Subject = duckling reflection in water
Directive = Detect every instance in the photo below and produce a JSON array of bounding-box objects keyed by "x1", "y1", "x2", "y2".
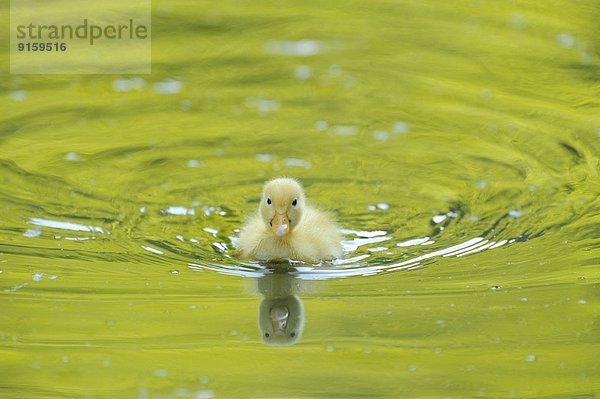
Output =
[
  {"x1": 256, "y1": 268, "x2": 305, "y2": 346},
  {"x1": 236, "y1": 178, "x2": 342, "y2": 263}
]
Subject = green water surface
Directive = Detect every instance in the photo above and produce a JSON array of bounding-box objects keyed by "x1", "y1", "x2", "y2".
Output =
[{"x1": 1, "y1": 1, "x2": 599, "y2": 398}]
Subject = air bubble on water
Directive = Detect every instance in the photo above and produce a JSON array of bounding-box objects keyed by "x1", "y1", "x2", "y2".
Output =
[
  {"x1": 187, "y1": 160, "x2": 201, "y2": 168},
  {"x1": 469, "y1": 216, "x2": 479, "y2": 222},
  {"x1": 556, "y1": 32, "x2": 574, "y2": 48},
  {"x1": 315, "y1": 120, "x2": 329, "y2": 131},
  {"x1": 525, "y1": 354, "x2": 536, "y2": 362},
  {"x1": 393, "y1": 121, "x2": 409, "y2": 134},
  {"x1": 520, "y1": 297, "x2": 528, "y2": 302},
  {"x1": 508, "y1": 210, "x2": 522, "y2": 218},
  {"x1": 256, "y1": 154, "x2": 272, "y2": 162},
  {"x1": 376, "y1": 202, "x2": 390, "y2": 210},
  {"x1": 372, "y1": 130, "x2": 389, "y2": 142},
  {"x1": 284, "y1": 158, "x2": 312, "y2": 168},
  {"x1": 264, "y1": 39, "x2": 322, "y2": 57},
  {"x1": 153, "y1": 79, "x2": 183, "y2": 95},
  {"x1": 170, "y1": 270, "x2": 179, "y2": 274},
  {"x1": 32, "y1": 272, "x2": 44, "y2": 281},
  {"x1": 64, "y1": 152, "x2": 80, "y2": 161},
  {"x1": 9, "y1": 90, "x2": 26, "y2": 101},
  {"x1": 139, "y1": 207, "x2": 146, "y2": 214},
  {"x1": 295, "y1": 65, "x2": 312, "y2": 80},
  {"x1": 368, "y1": 246, "x2": 387, "y2": 252},
  {"x1": 367, "y1": 204, "x2": 377, "y2": 211},
  {"x1": 23, "y1": 228, "x2": 42, "y2": 238},
  {"x1": 577, "y1": 299, "x2": 587, "y2": 305},
  {"x1": 176, "y1": 235, "x2": 185, "y2": 242},
  {"x1": 195, "y1": 390, "x2": 215, "y2": 399}
]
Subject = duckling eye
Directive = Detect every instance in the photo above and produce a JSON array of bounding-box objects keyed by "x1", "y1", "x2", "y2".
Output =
[
  {"x1": 264, "y1": 332, "x2": 270, "y2": 338},
  {"x1": 267, "y1": 198, "x2": 272, "y2": 205},
  {"x1": 292, "y1": 199, "x2": 297, "y2": 206},
  {"x1": 290, "y1": 332, "x2": 296, "y2": 338}
]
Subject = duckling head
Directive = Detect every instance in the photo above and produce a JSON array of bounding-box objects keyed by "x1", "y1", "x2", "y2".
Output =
[{"x1": 260, "y1": 178, "x2": 305, "y2": 238}]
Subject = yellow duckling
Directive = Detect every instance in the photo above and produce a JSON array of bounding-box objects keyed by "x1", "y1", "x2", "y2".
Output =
[{"x1": 236, "y1": 177, "x2": 342, "y2": 263}]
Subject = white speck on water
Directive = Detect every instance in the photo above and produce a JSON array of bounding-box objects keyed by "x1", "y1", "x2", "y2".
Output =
[
  {"x1": 520, "y1": 297, "x2": 528, "y2": 302},
  {"x1": 32, "y1": 272, "x2": 44, "y2": 282},
  {"x1": 525, "y1": 354, "x2": 536, "y2": 362},
  {"x1": 315, "y1": 120, "x2": 329, "y2": 131},
  {"x1": 29, "y1": 218, "x2": 105, "y2": 234},
  {"x1": 393, "y1": 121, "x2": 409, "y2": 134},
  {"x1": 139, "y1": 207, "x2": 146, "y2": 214},
  {"x1": 577, "y1": 299, "x2": 587, "y2": 305},
  {"x1": 203, "y1": 227, "x2": 218, "y2": 237},
  {"x1": 256, "y1": 153, "x2": 272, "y2": 162},
  {"x1": 447, "y1": 211, "x2": 458, "y2": 218},
  {"x1": 469, "y1": 216, "x2": 479, "y2": 222},
  {"x1": 170, "y1": 270, "x2": 179, "y2": 274},
  {"x1": 340, "y1": 229, "x2": 387, "y2": 238},
  {"x1": 112, "y1": 77, "x2": 145, "y2": 92},
  {"x1": 372, "y1": 130, "x2": 389, "y2": 142},
  {"x1": 432, "y1": 214, "x2": 447, "y2": 224},
  {"x1": 556, "y1": 32, "x2": 575, "y2": 48},
  {"x1": 187, "y1": 159, "x2": 201, "y2": 168},
  {"x1": 62, "y1": 355, "x2": 70, "y2": 363},
  {"x1": 153, "y1": 79, "x2": 182, "y2": 95},
  {"x1": 212, "y1": 242, "x2": 228, "y2": 252},
  {"x1": 9, "y1": 90, "x2": 27, "y2": 101},
  {"x1": 326, "y1": 345, "x2": 334, "y2": 352},
  {"x1": 162, "y1": 206, "x2": 195, "y2": 216},
  {"x1": 376, "y1": 202, "x2": 390, "y2": 210},
  {"x1": 528, "y1": 185, "x2": 537, "y2": 192},
  {"x1": 368, "y1": 246, "x2": 388, "y2": 252},
  {"x1": 509, "y1": 13, "x2": 527, "y2": 30},
  {"x1": 331, "y1": 124, "x2": 359, "y2": 136},
  {"x1": 367, "y1": 204, "x2": 377, "y2": 211},
  {"x1": 154, "y1": 369, "x2": 168, "y2": 377},
  {"x1": 284, "y1": 158, "x2": 312, "y2": 168},
  {"x1": 408, "y1": 364, "x2": 417, "y2": 372},
  {"x1": 176, "y1": 235, "x2": 185, "y2": 242},
  {"x1": 508, "y1": 210, "x2": 522, "y2": 218},
  {"x1": 4, "y1": 283, "x2": 28, "y2": 293},
  {"x1": 475, "y1": 179, "x2": 488, "y2": 189},
  {"x1": 264, "y1": 39, "x2": 322, "y2": 57},
  {"x1": 64, "y1": 152, "x2": 80, "y2": 161},
  {"x1": 190, "y1": 238, "x2": 199, "y2": 244},
  {"x1": 141, "y1": 246, "x2": 164, "y2": 255},
  {"x1": 230, "y1": 330, "x2": 238, "y2": 336},
  {"x1": 215, "y1": 285, "x2": 222, "y2": 289},
  {"x1": 386, "y1": 310, "x2": 393, "y2": 315},
  {"x1": 23, "y1": 228, "x2": 42, "y2": 238},
  {"x1": 295, "y1": 65, "x2": 312, "y2": 80},
  {"x1": 434, "y1": 347, "x2": 442, "y2": 354},
  {"x1": 397, "y1": 237, "x2": 430, "y2": 247},
  {"x1": 194, "y1": 390, "x2": 215, "y2": 399}
]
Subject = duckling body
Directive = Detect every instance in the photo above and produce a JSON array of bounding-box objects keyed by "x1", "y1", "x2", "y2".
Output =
[{"x1": 236, "y1": 178, "x2": 342, "y2": 263}]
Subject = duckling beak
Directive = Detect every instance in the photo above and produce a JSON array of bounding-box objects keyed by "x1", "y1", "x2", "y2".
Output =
[
  {"x1": 271, "y1": 212, "x2": 290, "y2": 237},
  {"x1": 270, "y1": 305, "x2": 289, "y2": 332}
]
